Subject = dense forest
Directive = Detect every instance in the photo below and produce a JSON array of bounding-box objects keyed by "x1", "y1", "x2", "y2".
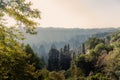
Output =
[
  {"x1": 22, "y1": 27, "x2": 119, "y2": 63},
  {"x1": 0, "y1": 0, "x2": 120, "y2": 80},
  {"x1": 1, "y1": 27, "x2": 120, "y2": 80},
  {"x1": 34, "y1": 30, "x2": 120, "y2": 80},
  {"x1": 23, "y1": 27, "x2": 118, "y2": 52}
]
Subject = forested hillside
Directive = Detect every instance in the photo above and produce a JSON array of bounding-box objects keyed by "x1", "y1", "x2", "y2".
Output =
[
  {"x1": 22, "y1": 27, "x2": 119, "y2": 59},
  {"x1": 0, "y1": 0, "x2": 120, "y2": 80},
  {"x1": 35, "y1": 30, "x2": 120, "y2": 80}
]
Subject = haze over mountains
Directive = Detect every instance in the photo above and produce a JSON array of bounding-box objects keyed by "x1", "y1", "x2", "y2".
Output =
[{"x1": 22, "y1": 27, "x2": 120, "y2": 57}]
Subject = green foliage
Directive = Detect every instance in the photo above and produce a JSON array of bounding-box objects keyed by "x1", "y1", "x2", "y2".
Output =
[
  {"x1": 110, "y1": 31, "x2": 120, "y2": 48},
  {"x1": 48, "y1": 71, "x2": 65, "y2": 80},
  {"x1": 94, "y1": 43, "x2": 106, "y2": 54},
  {"x1": 0, "y1": 0, "x2": 42, "y2": 79},
  {"x1": 37, "y1": 69, "x2": 49, "y2": 80},
  {"x1": 88, "y1": 73, "x2": 108, "y2": 80},
  {"x1": 86, "y1": 37, "x2": 105, "y2": 50},
  {"x1": 76, "y1": 54, "x2": 94, "y2": 76},
  {"x1": 25, "y1": 44, "x2": 35, "y2": 54},
  {"x1": 48, "y1": 48, "x2": 59, "y2": 71},
  {"x1": 94, "y1": 43, "x2": 113, "y2": 54},
  {"x1": 48, "y1": 44, "x2": 72, "y2": 71},
  {"x1": 65, "y1": 61, "x2": 84, "y2": 80},
  {"x1": 89, "y1": 43, "x2": 113, "y2": 62},
  {"x1": 0, "y1": 0, "x2": 40, "y2": 33},
  {"x1": 111, "y1": 31, "x2": 120, "y2": 43},
  {"x1": 0, "y1": 1, "x2": 120, "y2": 79},
  {"x1": 0, "y1": 42, "x2": 41, "y2": 79},
  {"x1": 87, "y1": 32, "x2": 120, "y2": 80},
  {"x1": 104, "y1": 49, "x2": 120, "y2": 80},
  {"x1": 59, "y1": 45, "x2": 72, "y2": 70},
  {"x1": 25, "y1": 44, "x2": 42, "y2": 69}
]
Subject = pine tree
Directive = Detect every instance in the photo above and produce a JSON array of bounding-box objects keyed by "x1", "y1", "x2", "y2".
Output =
[
  {"x1": 48, "y1": 45, "x2": 59, "y2": 71},
  {"x1": 59, "y1": 44, "x2": 72, "y2": 70}
]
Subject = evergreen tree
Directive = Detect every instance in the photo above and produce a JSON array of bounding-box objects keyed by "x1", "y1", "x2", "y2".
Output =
[
  {"x1": 48, "y1": 45, "x2": 59, "y2": 71},
  {"x1": 59, "y1": 44, "x2": 72, "y2": 70},
  {"x1": 64, "y1": 45, "x2": 68, "y2": 52},
  {"x1": 25, "y1": 44, "x2": 42, "y2": 69},
  {"x1": 81, "y1": 43, "x2": 85, "y2": 54}
]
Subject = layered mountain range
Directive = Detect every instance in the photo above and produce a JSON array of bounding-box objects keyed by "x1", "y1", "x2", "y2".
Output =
[{"x1": 22, "y1": 27, "x2": 120, "y2": 57}]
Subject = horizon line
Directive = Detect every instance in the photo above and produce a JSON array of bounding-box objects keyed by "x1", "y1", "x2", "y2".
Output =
[{"x1": 37, "y1": 26, "x2": 120, "y2": 29}]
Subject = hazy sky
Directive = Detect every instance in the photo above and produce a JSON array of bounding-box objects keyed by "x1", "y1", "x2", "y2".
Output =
[{"x1": 30, "y1": 0, "x2": 120, "y2": 28}]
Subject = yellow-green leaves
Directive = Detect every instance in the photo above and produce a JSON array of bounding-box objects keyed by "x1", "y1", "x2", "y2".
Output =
[{"x1": 0, "y1": 0, "x2": 40, "y2": 34}]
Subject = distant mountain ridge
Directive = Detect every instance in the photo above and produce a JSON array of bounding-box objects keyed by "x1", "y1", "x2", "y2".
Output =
[
  {"x1": 22, "y1": 27, "x2": 120, "y2": 57},
  {"x1": 23, "y1": 27, "x2": 119, "y2": 44}
]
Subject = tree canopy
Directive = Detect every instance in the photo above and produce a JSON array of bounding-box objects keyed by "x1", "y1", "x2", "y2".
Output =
[
  {"x1": 0, "y1": 0, "x2": 40, "y2": 33},
  {"x1": 0, "y1": 0, "x2": 42, "y2": 79}
]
